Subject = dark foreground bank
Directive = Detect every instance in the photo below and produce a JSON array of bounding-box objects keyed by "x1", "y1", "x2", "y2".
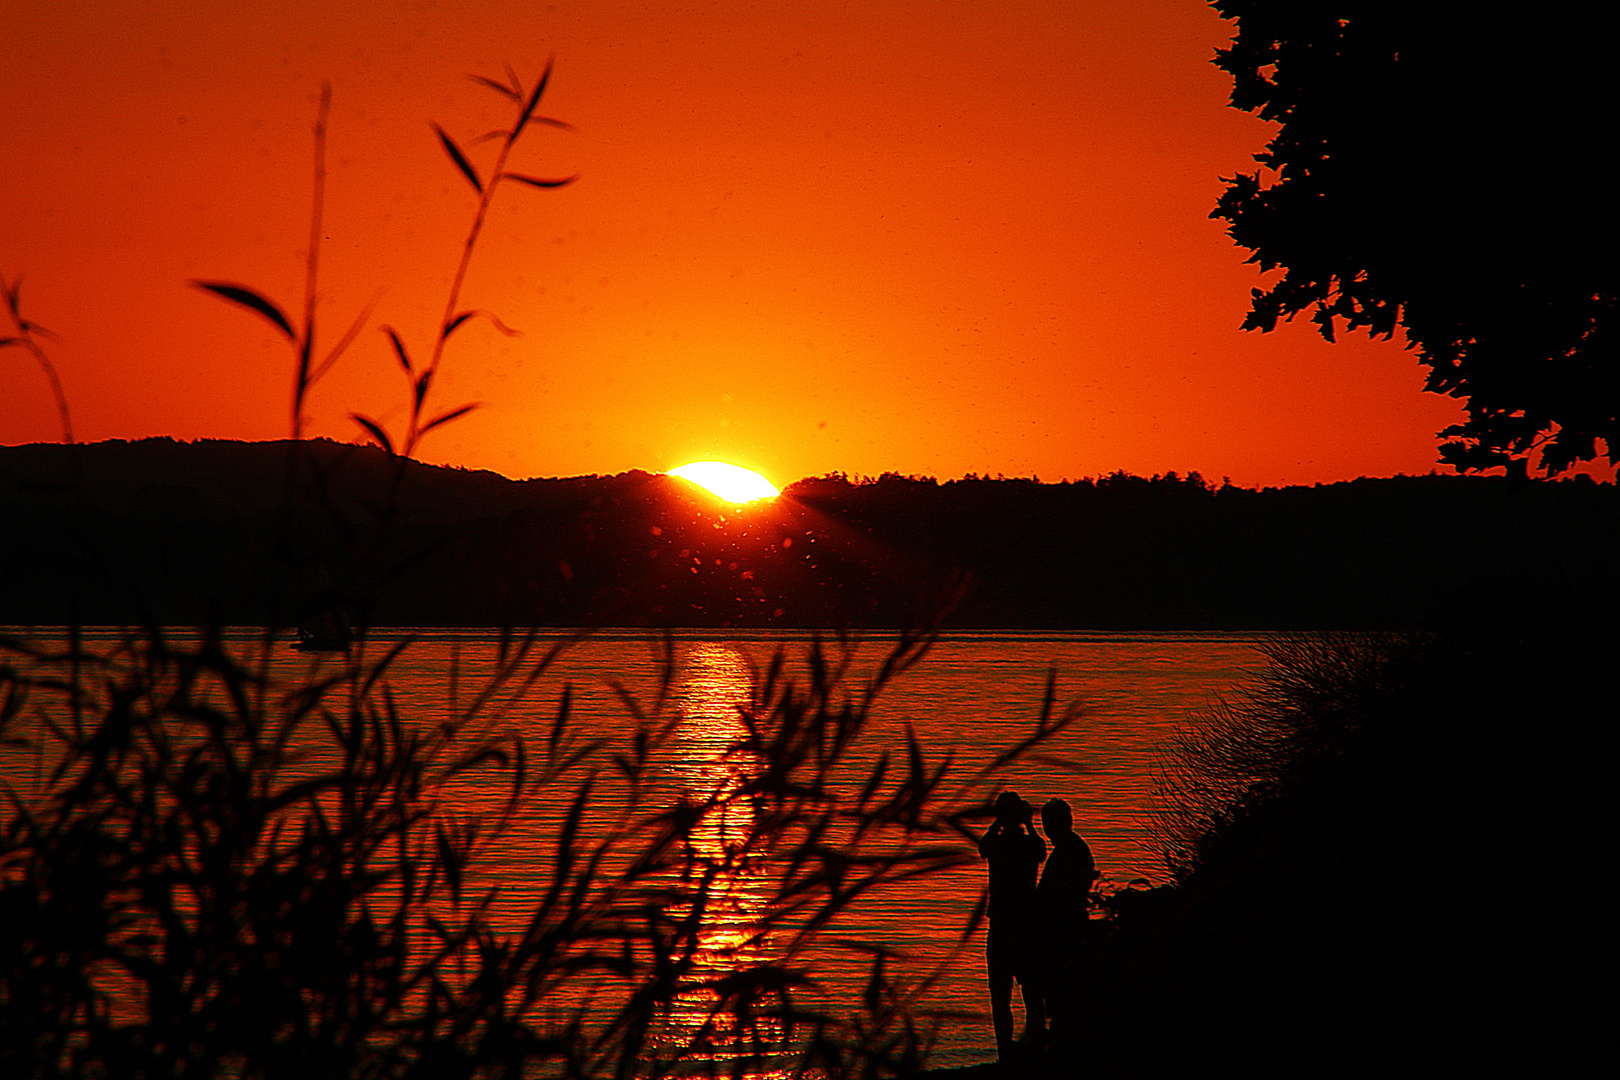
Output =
[{"x1": 935, "y1": 602, "x2": 1611, "y2": 1077}]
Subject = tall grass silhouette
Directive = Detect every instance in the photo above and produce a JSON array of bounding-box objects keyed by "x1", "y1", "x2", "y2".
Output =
[
  {"x1": 191, "y1": 63, "x2": 576, "y2": 456},
  {"x1": 1151, "y1": 631, "x2": 1420, "y2": 877},
  {"x1": 1, "y1": 622, "x2": 1076, "y2": 1078},
  {"x1": 1, "y1": 63, "x2": 1082, "y2": 1079},
  {"x1": 2, "y1": 274, "x2": 75, "y2": 445}
]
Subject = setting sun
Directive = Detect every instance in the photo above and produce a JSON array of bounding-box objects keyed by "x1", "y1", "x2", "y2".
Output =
[{"x1": 668, "y1": 461, "x2": 780, "y2": 504}]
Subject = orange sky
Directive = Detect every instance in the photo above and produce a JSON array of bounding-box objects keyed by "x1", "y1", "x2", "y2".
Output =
[{"x1": 2, "y1": 0, "x2": 1470, "y2": 489}]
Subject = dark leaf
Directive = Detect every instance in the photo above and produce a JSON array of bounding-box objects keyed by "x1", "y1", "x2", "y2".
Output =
[
  {"x1": 609, "y1": 680, "x2": 645, "y2": 723},
  {"x1": 383, "y1": 325, "x2": 412, "y2": 373},
  {"x1": 857, "y1": 753, "x2": 891, "y2": 809},
  {"x1": 484, "y1": 311, "x2": 519, "y2": 336},
  {"x1": 514, "y1": 57, "x2": 554, "y2": 139},
  {"x1": 443, "y1": 309, "x2": 520, "y2": 340},
  {"x1": 548, "y1": 686, "x2": 572, "y2": 761},
  {"x1": 18, "y1": 319, "x2": 60, "y2": 342},
  {"x1": 432, "y1": 123, "x2": 483, "y2": 194},
  {"x1": 504, "y1": 172, "x2": 578, "y2": 190},
  {"x1": 467, "y1": 73, "x2": 521, "y2": 102},
  {"x1": 192, "y1": 281, "x2": 297, "y2": 342},
  {"x1": 350, "y1": 413, "x2": 394, "y2": 454},
  {"x1": 552, "y1": 778, "x2": 594, "y2": 891},
  {"x1": 436, "y1": 823, "x2": 464, "y2": 904},
  {"x1": 419, "y1": 403, "x2": 479, "y2": 437}
]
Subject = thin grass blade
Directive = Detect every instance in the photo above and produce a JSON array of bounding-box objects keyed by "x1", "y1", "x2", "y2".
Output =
[{"x1": 310, "y1": 295, "x2": 377, "y2": 385}]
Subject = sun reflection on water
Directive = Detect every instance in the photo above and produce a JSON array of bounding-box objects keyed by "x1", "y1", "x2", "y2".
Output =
[{"x1": 655, "y1": 642, "x2": 792, "y2": 1076}]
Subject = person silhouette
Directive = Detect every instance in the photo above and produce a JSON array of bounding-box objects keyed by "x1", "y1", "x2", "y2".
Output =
[
  {"x1": 1036, "y1": 797, "x2": 1095, "y2": 1066},
  {"x1": 979, "y1": 790, "x2": 1047, "y2": 1061}
]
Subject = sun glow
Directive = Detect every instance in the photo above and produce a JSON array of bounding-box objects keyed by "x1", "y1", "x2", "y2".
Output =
[{"x1": 668, "y1": 461, "x2": 781, "y2": 504}]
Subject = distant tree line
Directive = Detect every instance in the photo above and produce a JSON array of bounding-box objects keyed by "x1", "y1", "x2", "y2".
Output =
[{"x1": 2, "y1": 438, "x2": 1615, "y2": 630}]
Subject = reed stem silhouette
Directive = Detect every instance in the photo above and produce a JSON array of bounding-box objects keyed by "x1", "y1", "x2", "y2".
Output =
[
  {"x1": 1, "y1": 62, "x2": 1084, "y2": 1079},
  {"x1": 1, "y1": 274, "x2": 75, "y2": 445},
  {"x1": 1, "y1": 621, "x2": 1078, "y2": 1078}
]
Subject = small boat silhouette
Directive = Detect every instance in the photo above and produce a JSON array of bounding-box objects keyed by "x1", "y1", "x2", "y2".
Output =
[{"x1": 290, "y1": 611, "x2": 355, "y2": 652}]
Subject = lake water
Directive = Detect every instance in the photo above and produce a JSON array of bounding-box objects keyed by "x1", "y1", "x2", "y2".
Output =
[{"x1": 3, "y1": 627, "x2": 1266, "y2": 1071}]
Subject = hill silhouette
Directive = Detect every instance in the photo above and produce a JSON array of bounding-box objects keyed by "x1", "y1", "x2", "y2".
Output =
[{"x1": 3, "y1": 438, "x2": 1615, "y2": 629}]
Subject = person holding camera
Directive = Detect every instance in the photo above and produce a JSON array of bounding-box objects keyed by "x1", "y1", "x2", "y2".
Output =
[{"x1": 978, "y1": 790, "x2": 1047, "y2": 1060}]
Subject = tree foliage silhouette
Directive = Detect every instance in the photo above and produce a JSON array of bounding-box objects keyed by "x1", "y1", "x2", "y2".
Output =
[{"x1": 1210, "y1": 2, "x2": 1619, "y2": 474}]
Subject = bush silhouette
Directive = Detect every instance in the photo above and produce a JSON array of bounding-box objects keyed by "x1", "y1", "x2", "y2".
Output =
[{"x1": 1087, "y1": 610, "x2": 1612, "y2": 1075}]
